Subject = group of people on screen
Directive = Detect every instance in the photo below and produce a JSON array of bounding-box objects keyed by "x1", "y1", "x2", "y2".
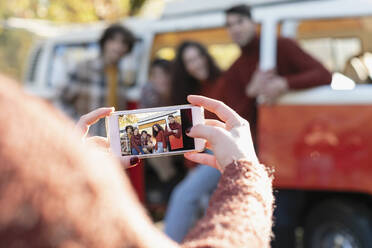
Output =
[{"x1": 121, "y1": 114, "x2": 183, "y2": 155}]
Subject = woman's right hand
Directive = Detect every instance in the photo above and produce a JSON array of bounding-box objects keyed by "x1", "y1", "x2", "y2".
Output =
[{"x1": 184, "y1": 95, "x2": 259, "y2": 172}]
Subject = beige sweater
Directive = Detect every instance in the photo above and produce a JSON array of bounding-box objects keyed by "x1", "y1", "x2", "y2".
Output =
[{"x1": 0, "y1": 75, "x2": 273, "y2": 248}]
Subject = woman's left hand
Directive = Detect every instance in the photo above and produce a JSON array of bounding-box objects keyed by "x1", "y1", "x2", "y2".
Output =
[
  {"x1": 75, "y1": 107, "x2": 113, "y2": 148},
  {"x1": 76, "y1": 107, "x2": 140, "y2": 168}
]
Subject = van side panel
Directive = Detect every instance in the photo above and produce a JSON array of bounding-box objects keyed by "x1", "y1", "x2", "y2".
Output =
[{"x1": 259, "y1": 105, "x2": 372, "y2": 195}]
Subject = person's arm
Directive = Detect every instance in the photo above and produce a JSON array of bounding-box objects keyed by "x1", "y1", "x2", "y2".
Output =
[
  {"x1": 279, "y1": 38, "x2": 332, "y2": 89},
  {"x1": 173, "y1": 123, "x2": 182, "y2": 139},
  {"x1": 161, "y1": 131, "x2": 167, "y2": 146},
  {"x1": 180, "y1": 95, "x2": 273, "y2": 248},
  {"x1": 182, "y1": 160, "x2": 273, "y2": 248},
  {"x1": 164, "y1": 126, "x2": 171, "y2": 137}
]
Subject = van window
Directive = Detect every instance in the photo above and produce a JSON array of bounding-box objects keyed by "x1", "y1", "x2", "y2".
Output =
[
  {"x1": 48, "y1": 40, "x2": 143, "y2": 88},
  {"x1": 297, "y1": 17, "x2": 372, "y2": 83},
  {"x1": 151, "y1": 28, "x2": 240, "y2": 70},
  {"x1": 299, "y1": 37, "x2": 361, "y2": 72},
  {"x1": 48, "y1": 42, "x2": 99, "y2": 88}
]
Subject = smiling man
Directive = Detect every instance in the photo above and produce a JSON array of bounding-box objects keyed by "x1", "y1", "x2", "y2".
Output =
[{"x1": 212, "y1": 4, "x2": 332, "y2": 136}]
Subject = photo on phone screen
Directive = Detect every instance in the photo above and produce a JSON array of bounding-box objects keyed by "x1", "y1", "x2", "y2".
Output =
[{"x1": 118, "y1": 109, "x2": 195, "y2": 156}]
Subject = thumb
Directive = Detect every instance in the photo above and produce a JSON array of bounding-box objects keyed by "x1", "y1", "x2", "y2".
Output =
[
  {"x1": 76, "y1": 107, "x2": 114, "y2": 137},
  {"x1": 187, "y1": 124, "x2": 225, "y2": 145}
]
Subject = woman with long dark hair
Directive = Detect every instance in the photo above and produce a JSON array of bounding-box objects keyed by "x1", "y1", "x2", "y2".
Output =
[
  {"x1": 152, "y1": 124, "x2": 166, "y2": 153},
  {"x1": 170, "y1": 41, "x2": 221, "y2": 105},
  {"x1": 165, "y1": 41, "x2": 223, "y2": 242}
]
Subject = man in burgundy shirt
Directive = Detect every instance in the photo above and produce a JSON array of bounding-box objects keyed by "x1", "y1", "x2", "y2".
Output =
[
  {"x1": 210, "y1": 4, "x2": 332, "y2": 248},
  {"x1": 212, "y1": 5, "x2": 332, "y2": 135}
]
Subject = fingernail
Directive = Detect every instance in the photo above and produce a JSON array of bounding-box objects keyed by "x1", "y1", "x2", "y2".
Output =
[
  {"x1": 186, "y1": 127, "x2": 191, "y2": 134},
  {"x1": 130, "y1": 156, "x2": 140, "y2": 165}
]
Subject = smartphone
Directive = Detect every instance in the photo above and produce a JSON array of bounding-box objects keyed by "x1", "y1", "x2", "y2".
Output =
[{"x1": 106, "y1": 104, "x2": 205, "y2": 158}]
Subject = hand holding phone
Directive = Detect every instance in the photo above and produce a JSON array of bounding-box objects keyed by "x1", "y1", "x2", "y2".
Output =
[
  {"x1": 106, "y1": 104, "x2": 205, "y2": 159},
  {"x1": 75, "y1": 107, "x2": 114, "y2": 146},
  {"x1": 75, "y1": 107, "x2": 141, "y2": 168},
  {"x1": 184, "y1": 95, "x2": 259, "y2": 172},
  {"x1": 77, "y1": 95, "x2": 258, "y2": 171}
]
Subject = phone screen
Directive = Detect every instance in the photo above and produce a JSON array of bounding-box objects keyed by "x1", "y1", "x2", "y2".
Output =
[{"x1": 118, "y1": 108, "x2": 195, "y2": 156}]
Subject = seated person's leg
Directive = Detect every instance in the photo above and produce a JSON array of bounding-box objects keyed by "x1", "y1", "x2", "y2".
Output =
[
  {"x1": 164, "y1": 163, "x2": 221, "y2": 243},
  {"x1": 132, "y1": 148, "x2": 139, "y2": 155},
  {"x1": 157, "y1": 142, "x2": 164, "y2": 153}
]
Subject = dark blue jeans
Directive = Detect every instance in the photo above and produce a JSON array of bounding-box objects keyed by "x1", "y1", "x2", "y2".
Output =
[
  {"x1": 164, "y1": 150, "x2": 220, "y2": 243},
  {"x1": 132, "y1": 146, "x2": 144, "y2": 155}
]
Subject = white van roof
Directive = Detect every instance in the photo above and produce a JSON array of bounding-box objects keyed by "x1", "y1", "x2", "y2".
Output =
[
  {"x1": 152, "y1": 0, "x2": 303, "y2": 34},
  {"x1": 162, "y1": 0, "x2": 295, "y2": 19},
  {"x1": 31, "y1": 17, "x2": 150, "y2": 45},
  {"x1": 253, "y1": 0, "x2": 372, "y2": 21}
]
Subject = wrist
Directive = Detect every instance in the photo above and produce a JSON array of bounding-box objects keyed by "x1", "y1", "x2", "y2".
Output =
[
  {"x1": 226, "y1": 159, "x2": 268, "y2": 177},
  {"x1": 220, "y1": 152, "x2": 250, "y2": 172}
]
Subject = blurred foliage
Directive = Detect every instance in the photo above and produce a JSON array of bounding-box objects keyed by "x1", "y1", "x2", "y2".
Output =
[
  {"x1": 0, "y1": 0, "x2": 149, "y2": 81},
  {"x1": 0, "y1": 28, "x2": 35, "y2": 81},
  {"x1": 0, "y1": 0, "x2": 148, "y2": 22},
  {"x1": 119, "y1": 114, "x2": 139, "y2": 128}
]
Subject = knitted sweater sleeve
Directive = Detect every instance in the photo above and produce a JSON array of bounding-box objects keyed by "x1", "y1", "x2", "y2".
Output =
[{"x1": 181, "y1": 160, "x2": 274, "y2": 248}]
